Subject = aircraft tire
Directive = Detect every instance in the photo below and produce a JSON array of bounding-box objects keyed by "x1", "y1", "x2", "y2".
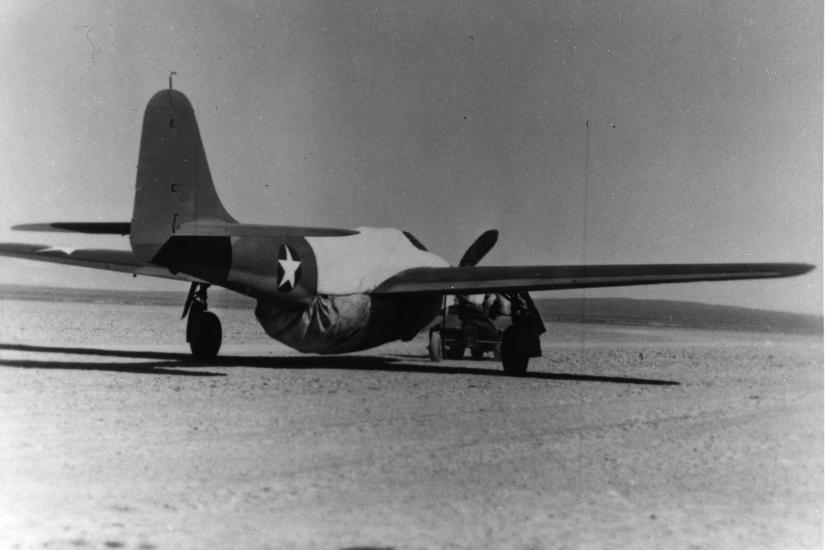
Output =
[
  {"x1": 501, "y1": 326, "x2": 528, "y2": 375},
  {"x1": 428, "y1": 330, "x2": 443, "y2": 362},
  {"x1": 189, "y1": 311, "x2": 222, "y2": 359},
  {"x1": 471, "y1": 346, "x2": 484, "y2": 360}
]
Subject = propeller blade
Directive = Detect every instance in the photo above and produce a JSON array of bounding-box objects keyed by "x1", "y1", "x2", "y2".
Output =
[{"x1": 458, "y1": 229, "x2": 499, "y2": 267}]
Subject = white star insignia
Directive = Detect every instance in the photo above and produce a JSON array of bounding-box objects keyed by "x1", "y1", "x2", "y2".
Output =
[{"x1": 278, "y1": 246, "x2": 301, "y2": 290}]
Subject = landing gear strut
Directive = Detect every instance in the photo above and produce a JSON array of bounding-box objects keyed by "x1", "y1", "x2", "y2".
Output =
[{"x1": 183, "y1": 283, "x2": 222, "y2": 359}]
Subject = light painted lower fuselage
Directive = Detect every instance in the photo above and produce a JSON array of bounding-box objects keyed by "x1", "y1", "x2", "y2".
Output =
[
  {"x1": 254, "y1": 227, "x2": 448, "y2": 353},
  {"x1": 255, "y1": 292, "x2": 443, "y2": 354}
]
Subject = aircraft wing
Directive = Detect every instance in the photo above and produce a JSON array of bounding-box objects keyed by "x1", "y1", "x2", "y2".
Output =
[
  {"x1": 0, "y1": 243, "x2": 204, "y2": 282},
  {"x1": 13, "y1": 222, "x2": 132, "y2": 235},
  {"x1": 12, "y1": 221, "x2": 358, "y2": 238},
  {"x1": 370, "y1": 262, "x2": 815, "y2": 295}
]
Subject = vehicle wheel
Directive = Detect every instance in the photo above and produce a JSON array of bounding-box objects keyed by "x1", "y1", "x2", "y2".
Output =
[
  {"x1": 446, "y1": 344, "x2": 465, "y2": 359},
  {"x1": 471, "y1": 346, "x2": 484, "y2": 360},
  {"x1": 188, "y1": 311, "x2": 222, "y2": 359},
  {"x1": 428, "y1": 330, "x2": 443, "y2": 362},
  {"x1": 501, "y1": 326, "x2": 528, "y2": 375}
]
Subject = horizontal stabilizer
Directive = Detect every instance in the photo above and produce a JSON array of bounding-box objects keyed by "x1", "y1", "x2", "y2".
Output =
[
  {"x1": 0, "y1": 242, "x2": 203, "y2": 282},
  {"x1": 13, "y1": 222, "x2": 131, "y2": 235},
  {"x1": 173, "y1": 222, "x2": 358, "y2": 237},
  {"x1": 371, "y1": 262, "x2": 816, "y2": 295},
  {"x1": 11, "y1": 222, "x2": 358, "y2": 238}
]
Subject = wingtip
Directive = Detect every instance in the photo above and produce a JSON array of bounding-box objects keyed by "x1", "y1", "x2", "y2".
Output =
[
  {"x1": 11, "y1": 223, "x2": 53, "y2": 232},
  {"x1": 798, "y1": 263, "x2": 816, "y2": 275},
  {"x1": 11, "y1": 222, "x2": 131, "y2": 235},
  {"x1": 775, "y1": 263, "x2": 816, "y2": 277}
]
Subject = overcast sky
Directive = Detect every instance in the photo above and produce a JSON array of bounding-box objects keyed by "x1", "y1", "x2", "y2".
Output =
[{"x1": 0, "y1": 1, "x2": 821, "y2": 313}]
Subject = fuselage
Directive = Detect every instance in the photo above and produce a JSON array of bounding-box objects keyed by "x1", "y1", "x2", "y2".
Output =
[{"x1": 154, "y1": 226, "x2": 449, "y2": 353}]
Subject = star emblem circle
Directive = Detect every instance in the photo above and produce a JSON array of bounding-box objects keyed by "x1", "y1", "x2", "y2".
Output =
[{"x1": 277, "y1": 243, "x2": 302, "y2": 292}]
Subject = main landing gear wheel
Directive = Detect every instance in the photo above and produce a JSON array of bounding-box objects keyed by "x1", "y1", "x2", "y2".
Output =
[
  {"x1": 499, "y1": 290, "x2": 546, "y2": 376},
  {"x1": 500, "y1": 325, "x2": 529, "y2": 376},
  {"x1": 184, "y1": 283, "x2": 222, "y2": 360},
  {"x1": 188, "y1": 310, "x2": 222, "y2": 359}
]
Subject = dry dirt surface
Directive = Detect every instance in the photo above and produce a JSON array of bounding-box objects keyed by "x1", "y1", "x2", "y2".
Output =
[{"x1": 0, "y1": 299, "x2": 821, "y2": 549}]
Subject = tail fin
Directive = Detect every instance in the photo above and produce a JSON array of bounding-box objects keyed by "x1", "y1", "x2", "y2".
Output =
[{"x1": 130, "y1": 89, "x2": 236, "y2": 262}]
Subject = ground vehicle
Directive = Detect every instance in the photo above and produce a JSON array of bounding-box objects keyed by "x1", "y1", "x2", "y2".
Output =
[
  {"x1": 428, "y1": 292, "x2": 547, "y2": 375},
  {"x1": 428, "y1": 296, "x2": 509, "y2": 361}
]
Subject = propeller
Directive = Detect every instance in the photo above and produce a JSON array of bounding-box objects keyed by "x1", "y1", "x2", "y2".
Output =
[
  {"x1": 458, "y1": 230, "x2": 546, "y2": 336},
  {"x1": 458, "y1": 229, "x2": 499, "y2": 267},
  {"x1": 455, "y1": 229, "x2": 499, "y2": 314}
]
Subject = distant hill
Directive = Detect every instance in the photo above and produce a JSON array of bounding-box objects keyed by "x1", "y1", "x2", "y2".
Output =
[
  {"x1": 0, "y1": 284, "x2": 820, "y2": 335},
  {"x1": 0, "y1": 284, "x2": 255, "y2": 309},
  {"x1": 533, "y1": 297, "x2": 822, "y2": 335}
]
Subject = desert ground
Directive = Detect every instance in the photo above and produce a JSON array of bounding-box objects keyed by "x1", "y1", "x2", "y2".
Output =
[{"x1": 0, "y1": 298, "x2": 821, "y2": 549}]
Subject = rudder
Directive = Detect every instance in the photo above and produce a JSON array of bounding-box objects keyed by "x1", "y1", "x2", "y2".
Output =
[{"x1": 130, "y1": 89, "x2": 236, "y2": 262}]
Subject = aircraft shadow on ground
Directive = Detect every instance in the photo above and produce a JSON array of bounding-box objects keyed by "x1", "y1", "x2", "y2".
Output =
[
  {"x1": 0, "y1": 342, "x2": 679, "y2": 385},
  {"x1": 0, "y1": 342, "x2": 223, "y2": 377}
]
